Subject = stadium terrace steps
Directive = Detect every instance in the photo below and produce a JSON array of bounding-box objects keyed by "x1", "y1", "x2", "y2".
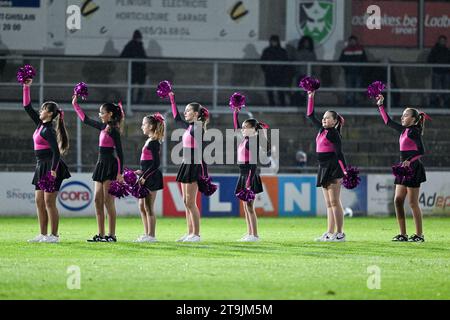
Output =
[{"x1": 0, "y1": 111, "x2": 448, "y2": 170}]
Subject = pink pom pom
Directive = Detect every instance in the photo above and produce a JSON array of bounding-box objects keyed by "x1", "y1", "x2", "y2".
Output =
[
  {"x1": 17, "y1": 65, "x2": 36, "y2": 84},
  {"x1": 198, "y1": 176, "x2": 217, "y2": 196},
  {"x1": 108, "y1": 180, "x2": 130, "y2": 199},
  {"x1": 367, "y1": 81, "x2": 386, "y2": 99},
  {"x1": 229, "y1": 92, "x2": 246, "y2": 112},
  {"x1": 74, "y1": 82, "x2": 88, "y2": 100},
  {"x1": 342, "y1": 166, "x2": 361, "y2": 190},
  {"x1": 130, "y1": 184, "x2": 150, "y2": 199},
  {"x1": 37, "y1": 172, "x2": 57, "y2": 193},
  {"x1": 299, "y1": 76, "x2": 320, "y2": 92},
  {"x1": 157, "y1": 80, "x2": 172, "y2": 98},
  {"x1": 123, "y1": 168, "x2": 137, "y2": 186},
  {"x1": 392, "y1": 163, "x2": 414, "y2": 184},
  {"x1": 236, "y1": 188, "x2": 256, "y2": 202}
]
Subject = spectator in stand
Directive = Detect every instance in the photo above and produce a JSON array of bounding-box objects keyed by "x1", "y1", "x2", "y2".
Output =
[
  {"x1": 427, "y1": 35, "x2": 450, "y2": 108},
  {"x1": 261, "y1": 35, "x2": 290, "y2": 106},
  {"x1": 120, "y1": 30, "x2": 147, "y2": 104},
  {"x1": 339, "y1": 35, "x2": 367, "y2": 106},
  {"x1": 291, "y1": 36, "x2": 317, "y2": 106}
]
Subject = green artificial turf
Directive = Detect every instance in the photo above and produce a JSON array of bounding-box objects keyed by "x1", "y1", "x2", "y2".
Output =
[{"x1": 0, "y1": 216, "x2": 449, "y2": 300}]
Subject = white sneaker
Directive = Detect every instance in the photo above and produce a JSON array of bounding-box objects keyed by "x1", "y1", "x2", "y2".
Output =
[
  {"x1": 237, "y1": 234, "x2": 250, "y2": 242},
  {"x1": 315, "y1": 232, "x2": 333, "y2": 242},
  {"x1": 144, "y1": 236, "x2": 158, "y2": 243},
  {"x1": 27, "y1": 234, "x2": 47, "y2": 243},
  {"x1": 133, "y1": 235, "x2": 147, "y2": 243},
  {"x1": 183, "y1": 235, "x2": 201, "y2": 242},
  {"x1": 330, "y1": 232, "x2": 346, "y2": 242},
  {"x1": 242, "y1": 235, "x2": 259, "y2": 242},
  {"x1": 40, "y1": 235, "x2": 59, "y2": 243},
  {"x1": 176, "y1": 234, "x2": 189, "y2": 242}
]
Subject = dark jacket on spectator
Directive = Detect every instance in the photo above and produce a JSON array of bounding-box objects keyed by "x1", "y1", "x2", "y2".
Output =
[
  {"x1": 120, "y1": 39, "x2": 147, "y2": 83},
  {"x1": 261, "y1": 38, "x2": 290, "y2": 85},
  {"x1": 339, "y1": 44, "x2": 367, "y2": 75},
  {"x1": 427, "y1": 44, "x2": 450, "y2": 74}
]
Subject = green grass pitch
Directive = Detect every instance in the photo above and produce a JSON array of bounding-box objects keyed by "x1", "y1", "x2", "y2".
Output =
[{"x1": 0, "y1": 216, "x2": 449, "y2": 300}]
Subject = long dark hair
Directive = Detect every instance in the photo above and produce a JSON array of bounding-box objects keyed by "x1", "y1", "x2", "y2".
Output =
[
  {"x1": 102, "y1": 103, "x2": 124, "y2": 133},
  {"x1": 41, "y1": 101, "x2": 69, "y2": 155},
  {"x1": 188, "y1": 102, "x2": 209, "y2": 131},
  {"x1": 326, "y1": 110, "x2": 344, "y2": 134},
  {"x1": 243, "y1": 118, "x2": 271, "y2": 154},
  {"x1": 406, "y1": 108, "x2": 426, "y2": 135}
]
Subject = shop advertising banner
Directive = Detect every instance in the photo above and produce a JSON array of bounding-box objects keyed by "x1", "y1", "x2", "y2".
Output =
[
  {"x1": 351, "y1": 0, "x2": 418, "y2": 47},
  {"x1": 64, "y1": 0, "x2": 261, "y2": 58},
  {"x1": 0, "y1": 0, "x2": 47, "y2": 50},
  {"x1": 0, "y1": 172, "x2": 162, "y2": 217}
]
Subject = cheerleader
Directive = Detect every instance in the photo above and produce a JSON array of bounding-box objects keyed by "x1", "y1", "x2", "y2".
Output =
[
  {"x1": 375, "y1": 94, "x2": 427, "y2": 242},
  {"x1": 134, "y1": 113, "x2": 165, "y2": 243},
  {"x1": 167, "y1": 92, "x2": 209, "y2": 242},
  {"x1": 23, "y1": 79, "x2": 71, "y2": 243},
  {"x1": 72, "y1": 95, "x2": 124, "y2": 242},
  {"x1": 306, "y1": 91, "x2": 347, "y2": 242},
  {"x1": 232, "y1": 108, "x2": 268, "y2": 242}
]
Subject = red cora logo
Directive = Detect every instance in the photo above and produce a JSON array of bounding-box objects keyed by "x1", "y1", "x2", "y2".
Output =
[
  {"x1": 58, "y1": 181, "x2": 92, "y2": 211},
  {"x1": 60, "y1": 191, "x2": 90, "y2": 201}
]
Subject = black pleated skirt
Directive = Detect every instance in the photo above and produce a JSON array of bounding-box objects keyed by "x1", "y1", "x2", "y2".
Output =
[
  {"x1": 92, "y1": 153, "x2": 118, "y2": 182},
  {"x1": 176, "y1": 163, "x2": 204, "y2": 183},
  {"x1": 395, "y1": 160, "x2": 426, "y2": 188},
  {"x1": 32, "y1": 152, "x2": 71, "y2": 191},
  {"x1": 142, "y1": 169, "x2": 164, "y2": 191},
  {"x1": 316, "y1": 153, "x2": 344, "y2": 187},
  {"x1": 234, "y1": 165, "x2": 263, "y2": 194}
]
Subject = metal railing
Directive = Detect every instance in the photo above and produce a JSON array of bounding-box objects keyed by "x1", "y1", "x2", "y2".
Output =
[
  {"x1": 1, "y1": 55, "x2": 450, "y2": 113},
  {"x1": 1, "y1": 55, "x2": 450, "y2": 173}
]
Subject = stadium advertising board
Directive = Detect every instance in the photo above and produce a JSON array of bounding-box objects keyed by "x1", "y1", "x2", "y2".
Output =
[
  {"x1": 1, "y1": 172, "x2": 449, "y2": 217},
  {"x1": 0, "y1": 0, "x2": 47, "y2": 50},
  {"x1": 351, "y1": 0, "x2": 418, "y2": 47}
]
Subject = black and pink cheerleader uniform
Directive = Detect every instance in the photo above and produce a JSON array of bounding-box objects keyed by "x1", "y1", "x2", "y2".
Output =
[
  {"x1": 139, "y1": 139, "x2": 163, "y2": 191},
  {"x1": 232, "y1": 111, "x2": 264, "y2": 196},
  {"x1": 169, "y1": 94, "x2": 208, "y2": 183},
  {"x1": 72, "y1": 101, "x2": 124, "y2": 182},
  {"x1": 378, "y1": 104, "x2": 426, "y2": 188},
  {"x1": 306, "y1": 94, "x2": 347, "y2": 187},
  {"x1": 23, "y1": 86, "x2": 70, "y2": 190}
]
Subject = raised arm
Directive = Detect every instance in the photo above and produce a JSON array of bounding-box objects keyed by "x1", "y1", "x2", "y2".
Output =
[
  {"x1": 233, "y1": 109, "x2": 240, "y2": 131},
  {"x1": 142, "y1": 140, "x2": 161, "y2": 179},
  {"x1": 168, "y1": 92, "x2": 189, "y2": 129},
  {"x1": 23, "y1": 81, "x2": 40, "y2": 125},
  {"x1": 376, "y1": 95, "x2": 404, "y2": 133},
  {"x1": 72, "y1": 95, "x2": 104, "y2": 130},
  {"x1": 305, "y1": 91, "x2": 322, "y2": 130}
]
